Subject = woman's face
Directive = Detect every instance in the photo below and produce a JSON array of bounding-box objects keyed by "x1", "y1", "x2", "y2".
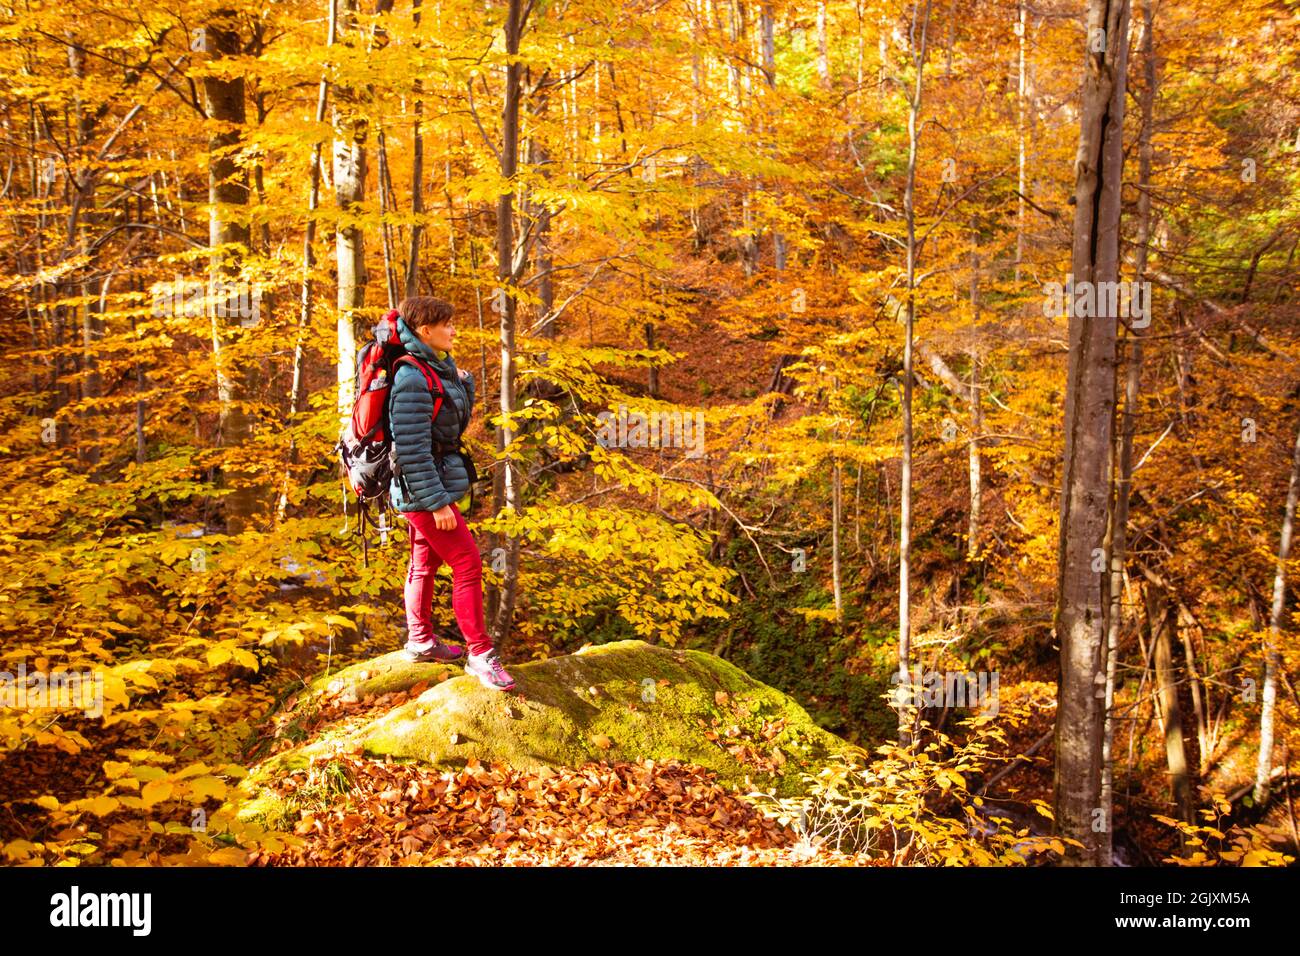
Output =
[{"x1": 416, "y1": 318, "x2": 455, "y2": 353}]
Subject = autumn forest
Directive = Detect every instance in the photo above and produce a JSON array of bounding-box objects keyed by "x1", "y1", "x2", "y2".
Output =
[{"x1": 1, "y1": 0, "x2": 1299, "y2": 875}]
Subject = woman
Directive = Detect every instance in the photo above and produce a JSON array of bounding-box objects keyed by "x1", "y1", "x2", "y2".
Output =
[{"x1": 389, "y1": 295, "x2": 515, "y2": 692}]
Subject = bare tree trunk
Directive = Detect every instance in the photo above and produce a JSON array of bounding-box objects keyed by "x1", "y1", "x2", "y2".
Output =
[
  {"x1": 1145, "y1": 583, "x2": 1194, "y2": 828},
  {"x1": 831, "y1": 374, "x2": 844, "y2": 623},
  {"x1": 1176, "y1": 602, "x2": 1209, "y2": 769},
  {"x1": 855, "y1": 463, "x2": 864, "y2": 555},
  {"x1": 967, "y1": 220, "x2": 981, "y2": 561},
  {"x1": 129, "y1": 275, "x2": 147, "y2": 464},
  {"x1": 32, "y1": 102, "x2": 69, "y2": 448},
  {"x1": 592, "y1": 52, "x2": 601, "y2": 164},
  {"x1": 645, "y1": 315, "x2": 659, "y2": 398},
  {"x1": 170, "y1": 146, "x2": 189, "y2": 233},
  {"x1": 277, "y1": 0, "x2": 337, "y2": 525},
  {"x1": 404, "y1": 0, "x2": 425, "y2": 298},
  {"x1": 376, "y1": 127, "x2": 399, "y2": 308},
  {"x1": 1053, "y1": 0, "x2": 1130, "y2": 867},
  {"x1": 689, "y1": 1, "x2": 706, "y2": 247},
  {"x1": 1014, "y1": 0, "x2": 1026, "y2": 282},
  {"x1": 198, "y1": 11, "x2": 258, "y2": 535},
  {"x1": 489, "y1": 0, "x2": 526, "y2": 651},
  {"x1": 816, "y1": 2, "x2": 830, "y2": 88},
  {"x1": 523, "y1": 87, "x2": 561, "y2": 427},
  {"x1": 760, "y1": 3, "x2": 786, "y2": 270},
  {"x1": 530, "y1": 134, "x2": 555, "y2": 339},
  {"x1": 333, "y1": 0, "x2": 368, "y2": 425},
  {"x1": 1101, "y1": 0, "x2": 1156, "y2": 864},
  {"x1": 832, "y1": 454, "x2": 843, "y2": 623},
  {"x1": 727, "y1": 1, "x2": 757, "y2": 275},
  {"x1": 1255, "y1": 417, "x2": 1300, "y2": 804},
  {"x1": 67, "y1": 38, "x2": 104, "y2": 470},
  {"x1": 249, "y1": 93, "x2": 280, "y2": 330},
  {"x1": 897, "y1": 0, "x2": 933, "y2": 750}
]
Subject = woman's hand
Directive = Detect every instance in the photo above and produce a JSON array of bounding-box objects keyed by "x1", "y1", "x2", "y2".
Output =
[
  {"x1": 432, "y1": 504, "x2": 458, "y2": 531},
  {"x1": 457, "y1": 368, "x2": 469, "y2": 380}
]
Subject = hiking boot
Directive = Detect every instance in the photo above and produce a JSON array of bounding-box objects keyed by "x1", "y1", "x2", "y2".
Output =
[
  {"x1": 465, "y1": 649, "x2": 515, "y2": 691},
  {"x1": 403, "y1": 640, "x2": 465, "y2": 663}
]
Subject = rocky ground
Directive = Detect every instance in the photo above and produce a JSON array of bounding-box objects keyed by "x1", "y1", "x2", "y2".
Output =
[{"x1": 231, "y1": 639, "x2": 875, "y2": 866}]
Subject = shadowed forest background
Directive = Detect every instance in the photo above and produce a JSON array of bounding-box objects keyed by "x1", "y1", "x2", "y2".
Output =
[{"x1": 2, "y1": 0, "x2": 1299, "y2": 866}]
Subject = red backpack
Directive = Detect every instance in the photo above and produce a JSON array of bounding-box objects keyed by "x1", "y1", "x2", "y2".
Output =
[{"x1": 334, "y1": 309, "x2": 444, "y2": 558}]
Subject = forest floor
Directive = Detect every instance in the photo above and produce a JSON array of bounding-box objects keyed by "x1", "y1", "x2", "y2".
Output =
[
  {"x1": 248, "y1": 753, "x2": 867, "y2": 866},
  {"x1": 0, "y1": 674, "x2": 864, "y2": 866}
]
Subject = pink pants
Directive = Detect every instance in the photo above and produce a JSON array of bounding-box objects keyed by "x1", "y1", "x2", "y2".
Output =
[{"x1": 403, "y1": 507, "x2": 493, "y2": 657}]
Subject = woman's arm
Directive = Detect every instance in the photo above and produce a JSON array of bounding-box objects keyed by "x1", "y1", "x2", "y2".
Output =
[{"x1": 391, "y1": 363, "x2": 452, "y2": 512}]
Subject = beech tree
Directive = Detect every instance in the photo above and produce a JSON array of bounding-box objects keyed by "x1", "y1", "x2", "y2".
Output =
[{"x1": 1053, "y1": 0, "x2": 1131, "y2": 866}]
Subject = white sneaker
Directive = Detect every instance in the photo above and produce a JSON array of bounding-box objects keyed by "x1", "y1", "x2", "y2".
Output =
[{"x1": 465, "y1": 650, "x2": 515, "y2": 691}]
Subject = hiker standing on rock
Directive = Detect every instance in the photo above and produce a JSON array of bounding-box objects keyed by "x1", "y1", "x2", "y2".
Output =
[{"x1": 388, "y1": 296, "x2": 515, "y2": 692}]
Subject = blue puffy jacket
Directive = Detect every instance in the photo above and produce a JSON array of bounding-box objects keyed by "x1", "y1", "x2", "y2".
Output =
[{"x1": 388, "y1": 315, "x2": 476, "y2": 513}]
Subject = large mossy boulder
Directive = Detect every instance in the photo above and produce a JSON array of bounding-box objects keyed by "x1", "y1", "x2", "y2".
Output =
[{"x1": 233, "y1": 640, "x2": 867, "y2": 826}]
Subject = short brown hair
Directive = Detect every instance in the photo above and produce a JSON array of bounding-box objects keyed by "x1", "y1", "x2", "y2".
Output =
[{"x1": 399, "y1": 296, "x2": 454, "y2": 331}]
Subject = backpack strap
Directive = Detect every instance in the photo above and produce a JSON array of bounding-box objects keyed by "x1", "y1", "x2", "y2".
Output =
[
  {"x1": 392, "y1": 354, "x2": 473, "y2": 498},
  {"x1": 393, "y1": 354, "x2": 445, "y2": 430}
]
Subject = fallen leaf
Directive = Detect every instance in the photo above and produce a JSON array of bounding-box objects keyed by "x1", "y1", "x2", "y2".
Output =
[
  {"x1": 207, "y1": 847, "x2": 249, "y2": 866},
  {"x1": 140, "y1": 780, "x2": 173, "y2": 808}
]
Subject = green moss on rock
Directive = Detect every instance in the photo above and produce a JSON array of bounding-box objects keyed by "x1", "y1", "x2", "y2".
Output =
[
  {"x1": 305, "y1": 652, "x2": 460, "y2": 702},
  {"x1": 231, "y1": 640, "x2": 867, "y2": 825}
]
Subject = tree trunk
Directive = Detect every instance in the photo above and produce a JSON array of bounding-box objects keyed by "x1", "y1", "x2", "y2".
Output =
[
  {"x1": 1176, "y1": 601, "x2": 1209, "y2": 771},
  {"x1": 816, "y1": 2, "x2": 830, "y2": 88},
  {"x1": 897, "y1": 0, "x2": 933, "y2": 750},
  {"x1": 967, "y1": 220, "x2": 982, "y2": 561},
  {"x1": 403, "y1": 0, "x2": 425, "y2": 297},
  {"x1": 531, "y1": 134, "x2": 555, "y2": 339},
  {"x1": 689, "y1": 2, "x2": 706, "y2": 247},
  {"x1": 645, "y1": 319, "x2": 659, "y2": 398},
  {"x1": 832, "y1": 453, "x2": 843, "y2": 623},
  {"x1": 523, "y1": 89, "x2": 561, "y2": 417},
  {"x1": 68, "y1": 38, "x2": 104, "y2": 470},
  {"x1": 1254, "y1": 417, "x2": 1300, "y2": 804},
  {"x1": 760, "y1": 3, "x2": 786, "y2": 270},
  {"x1": 831, "y1": 373, "x2": 844, "y2": 623},
  {"x1": 198, "y1": 11, "x2": 258, "y2": 535},
  {"x1": 376, "y1": 128, "x2": 399, "y2": 308},
  {"x1": 1100, "y1": 0, "x2": 1156, "y2": 864},
  {"x1": 1014, "y1": 0, "x2": 1026, "y2": 282},
  {"x1": 1145, "y1": 583, "x2": 1194, "y2": 829},
  {"x1": 1053, "y1": 0, "x2": 1130, "y2": 867},
  {"x1": 727, "y1": 2, "x2": 757, "y2": 275},
  {"x1": 129, "y1": 275, "x2": 147, "y2": 464},
  {"x1": 489, "y1": 0, "x2": 525, "y2": 651},
  {"x1": 277, "y1": 0, "x2": 337, "y2": 524},
  {"x1": 333, "y1": 0, "x2": 368, "y2": 426}
]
